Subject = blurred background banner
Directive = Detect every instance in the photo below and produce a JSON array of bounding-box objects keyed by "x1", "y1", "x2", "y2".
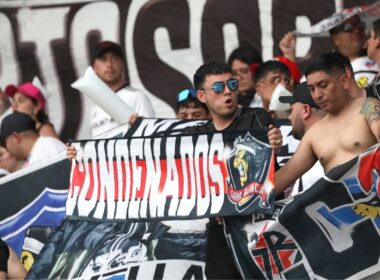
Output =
[{"x1": 0, "y1": 0, "x2": 376, "y2": 141}]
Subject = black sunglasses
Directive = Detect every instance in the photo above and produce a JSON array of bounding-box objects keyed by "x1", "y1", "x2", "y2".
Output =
[
  {"x1": 202, "y1": 78, "x2": 239, "y2": 94},
  {"x1": 332, "y1": 21, "x2": 365, "y2": 33}
]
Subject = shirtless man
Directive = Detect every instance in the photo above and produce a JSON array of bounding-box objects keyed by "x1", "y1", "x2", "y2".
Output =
[{"x1": 275, "y1": 52, "x2": 380, "y2": 194}]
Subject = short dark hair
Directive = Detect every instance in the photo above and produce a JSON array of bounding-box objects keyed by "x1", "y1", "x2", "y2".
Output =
[
  {"x1": 372, "y1": 18, "x2": 380, "y2": 37},
  {"x1": 253, "y1": 60, "x2": 290, "y2": 83},
  {"x1": 227, "y1": 44, "x2": 262, "y2": 66},
  {"x1": 304, "y1": 52, "x2": 347, "y2": 78},
  {"x1": 193, "y1": 62, "x2": 231, "y2": 90}
]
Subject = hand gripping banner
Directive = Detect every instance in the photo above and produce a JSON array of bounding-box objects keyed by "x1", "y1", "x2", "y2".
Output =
[
  {"x1": 27, "y1": 125, "x2": 276, "y2": 279},
  {"x1": 66, "y1": 129, "x2": 276, "y2": 221}
]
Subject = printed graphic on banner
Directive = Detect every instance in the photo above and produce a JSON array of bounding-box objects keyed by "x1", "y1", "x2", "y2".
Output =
[
  {"x1": 225, "y1": 144, "x2": 380, "y2": 279},
  {"x1": 0, "y1": 158, "x2": 71, "y2": 270},
  {"x1": 27, "y1": 219, "x2": 207, "y2": 279},
  {"x1": 226, "y1": 133, "x2": 275, "y2": 211}
]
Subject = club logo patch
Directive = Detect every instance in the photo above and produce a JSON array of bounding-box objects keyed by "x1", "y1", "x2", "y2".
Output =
[{"x1": 226, "y1": 133, "x2": 275, "y2": 212}]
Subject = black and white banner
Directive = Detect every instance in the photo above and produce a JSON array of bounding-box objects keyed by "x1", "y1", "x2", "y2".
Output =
[
  {"x1": 0, "y1": 0, "x2": 373, "y2": 140},
  {"x1": 0, "y1": 154, "x2": 70, "y2": 271},
  {"x1": 226, "y1": 144, "x2": 380, "y2": 279},
  {"x1": 67, "y1": 127, "x2": 276, "y2": 220}
]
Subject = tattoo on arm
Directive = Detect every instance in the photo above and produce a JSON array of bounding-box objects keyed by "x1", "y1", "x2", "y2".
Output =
[{"x1": 360, "y1": 97, "x2": 380, "y2": 124}]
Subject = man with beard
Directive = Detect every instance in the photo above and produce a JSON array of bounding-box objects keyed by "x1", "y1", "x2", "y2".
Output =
[{"x1": 279, "y1": 82, "x2": 325, "y2": 195}]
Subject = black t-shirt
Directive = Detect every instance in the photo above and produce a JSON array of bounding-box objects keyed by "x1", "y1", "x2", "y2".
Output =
[
  {"x1": 0, "y1": 239, "x2": 9, "y2": 273},
  {"x1": 185, "y1": 107, "x2": 273, "y2": 143},
  {"x1": 238, "y1": 91, "x2": 256, "y2": 107},
  {"x1": 186, "y1": 107, "x2": 274, "y2": 279}
]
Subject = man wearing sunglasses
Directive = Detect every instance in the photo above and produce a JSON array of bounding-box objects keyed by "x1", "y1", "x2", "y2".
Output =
[
  {"x1": 329, "y1": 13, "x2": 377, "y2": 87},
  {"x1": 176, "y1": 88, "x2": 210, "y2": 120},
  {"x1": 279, "y1": 9, "x2": 377, "y2": 88},
  {"x1": 190, "y1": 62, "x2": 283, "y2": 279}
]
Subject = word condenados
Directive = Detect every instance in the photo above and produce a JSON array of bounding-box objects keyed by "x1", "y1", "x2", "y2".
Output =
[{"x1": 66, "y1": 133, "x2": 227, "y2": 221}]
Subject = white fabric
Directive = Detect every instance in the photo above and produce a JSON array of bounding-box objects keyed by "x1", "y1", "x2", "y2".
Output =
[
  {"x1": 351, "y1": 56, "x2": 378, "y2": 88},
  {"x1": 90, "y1": 86, "x2": 155, "y2": 137},
  {"x1": 26, "y1": 136, "x2": 66, "y2": 166},
  {"x1": 290, "y1": 161, "x2": 324, "y2": 196},
  {"x1": 161, "y1": 219, "x2": 209, "y2": 233},
  {"x1": 248, "y1": 94, "x2": 263, "y2": 108}
]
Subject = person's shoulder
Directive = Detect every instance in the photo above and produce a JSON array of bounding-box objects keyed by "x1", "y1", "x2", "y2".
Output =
[
  {"x1": 117, "y1": 85, "x2": 144, "y2": 95},
  {"x1": 241, "y1": 107, "x2": 267, "y2": 114},
  {"x1": 304, "y1": 113, "x2": 326, "y2": 139},
  {"x1": 183, "y1": 120, "x2": 213, "y2": 134},
  {"x1": 359, "y1": 96, "x2": 380, "y2": 116},
  {"x1": 38, "y1": 136, "x2": 66, "y2": 148},
  {"x1": 351, "y1": 56, "x2": 378, "y2": 71},
  {"x1": 117, "y1": 86, "x2": 150, "y2": 101},
  {"x1": 239, "y1": 107, "x2": 272, "y2": 121}
]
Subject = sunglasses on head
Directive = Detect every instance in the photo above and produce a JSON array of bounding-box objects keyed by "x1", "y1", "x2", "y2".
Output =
[
  {"x1": 204, "y1": 78, "x2": 239, "y2": 94},
  {"x1": 177, "y1": 88, "x2": 197, "y2": 103},
  {"x1": 332, "y1": 21, "x2": 365, "y2": 33}
]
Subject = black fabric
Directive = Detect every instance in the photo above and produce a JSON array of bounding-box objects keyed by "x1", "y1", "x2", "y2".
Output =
[
  {"x1": 190, "y1": 107, "x2": 274, "y2": 279},
  {"x1": 365, "y1": 81, "x2": 380, "y2": 100},
  {"x1": 205, "y1": 221, "x2": 241, "y2": 279},
  {"x1": 185, "y1": 107, "x2": 273, "y2": 138},
  {"x1": 0, "y1": 239, "x2": 9, "y2": 273},
  {"x1": 237, "y1": 91, "x2": 255, "y2": 107}
]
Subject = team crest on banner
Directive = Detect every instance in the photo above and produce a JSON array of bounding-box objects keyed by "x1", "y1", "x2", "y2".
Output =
[{"x1": 226, "y1": 133, "x2": 275, "y2": 212}]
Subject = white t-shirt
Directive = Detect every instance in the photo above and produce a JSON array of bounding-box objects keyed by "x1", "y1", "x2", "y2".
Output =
[
  {"x1": 351, "y1": 56, "x2": 378, "y2": 88},
  {"x1": 26, "y1": 136, "x2": 66, "y2": 166},
  {"x1": 90, "y1": 86, "x2": 155, "y2": 138}
]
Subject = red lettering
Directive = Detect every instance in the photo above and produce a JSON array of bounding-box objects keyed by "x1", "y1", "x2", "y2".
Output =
[
  {"x1": 113, "y1": 160, "x2": 119, "y2": 200},
  {"x1": 135, "y1": 159, "x2": 147, "y2": 200},
  {"x1": 176, "y1": 158, "x2": 184, "y2": 199},
  {"x1": 70, "y1": 162, "x2": 85, "y2": 197},
  {"x1": 198, "y1": 156, "x2": 206, "y2": 198},
  {"x1": 85, "y1": 161, "x2": 95, "y2": 200}
]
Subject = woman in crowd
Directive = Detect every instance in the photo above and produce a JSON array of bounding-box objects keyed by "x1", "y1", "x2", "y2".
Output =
[{"x1": 4, "y1": 83, "x2": 59, "y2": 138}]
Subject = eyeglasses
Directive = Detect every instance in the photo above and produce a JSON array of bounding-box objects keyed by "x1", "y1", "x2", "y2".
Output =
[
  {"x1": 332, "y1": 21, "x2": 365, "y2": 33},
  {"x1": 202, "y1": 78, "x2": 239, "y2": 94},
  {"x1": 177, "y1": 88, "x2": 197, "y2": 103},
  {"x1": 232, "y1": 67, "x2": 250, "y2": 77}
]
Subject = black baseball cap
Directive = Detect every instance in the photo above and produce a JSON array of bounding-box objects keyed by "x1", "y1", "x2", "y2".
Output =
[
  {"x1": 279, "y1": 82, "x2": 319, "y2": 108},
  {"x1": 93, "y1": 41, "x2": 123, "y2": 60},
  {"x1": 0, "y1": 112, "x2": 36, "y2": 144}
]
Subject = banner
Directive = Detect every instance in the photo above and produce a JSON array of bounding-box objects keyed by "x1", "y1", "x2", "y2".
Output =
[
  {"x1": 67, "y1": 128, "x2": 276, "y2": 220},
  {"x1": 295, "y1": 1, "x2": 380, "y2": 37},
  {"x1": 226, "y1": 144, "x2": 380, "y2": 279},
  {"x1": 28, "y1": 124, "x2": 276, "y2": 279},
  {"x1": 24, "y1": 119, "x2": 380, "y2": 279},
  {"x1": 1, "y1": 0, "x2": 373, "y2": 140},
  {"x1": 0, "y1": 155, "x2": 71, "y2": 271}
]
